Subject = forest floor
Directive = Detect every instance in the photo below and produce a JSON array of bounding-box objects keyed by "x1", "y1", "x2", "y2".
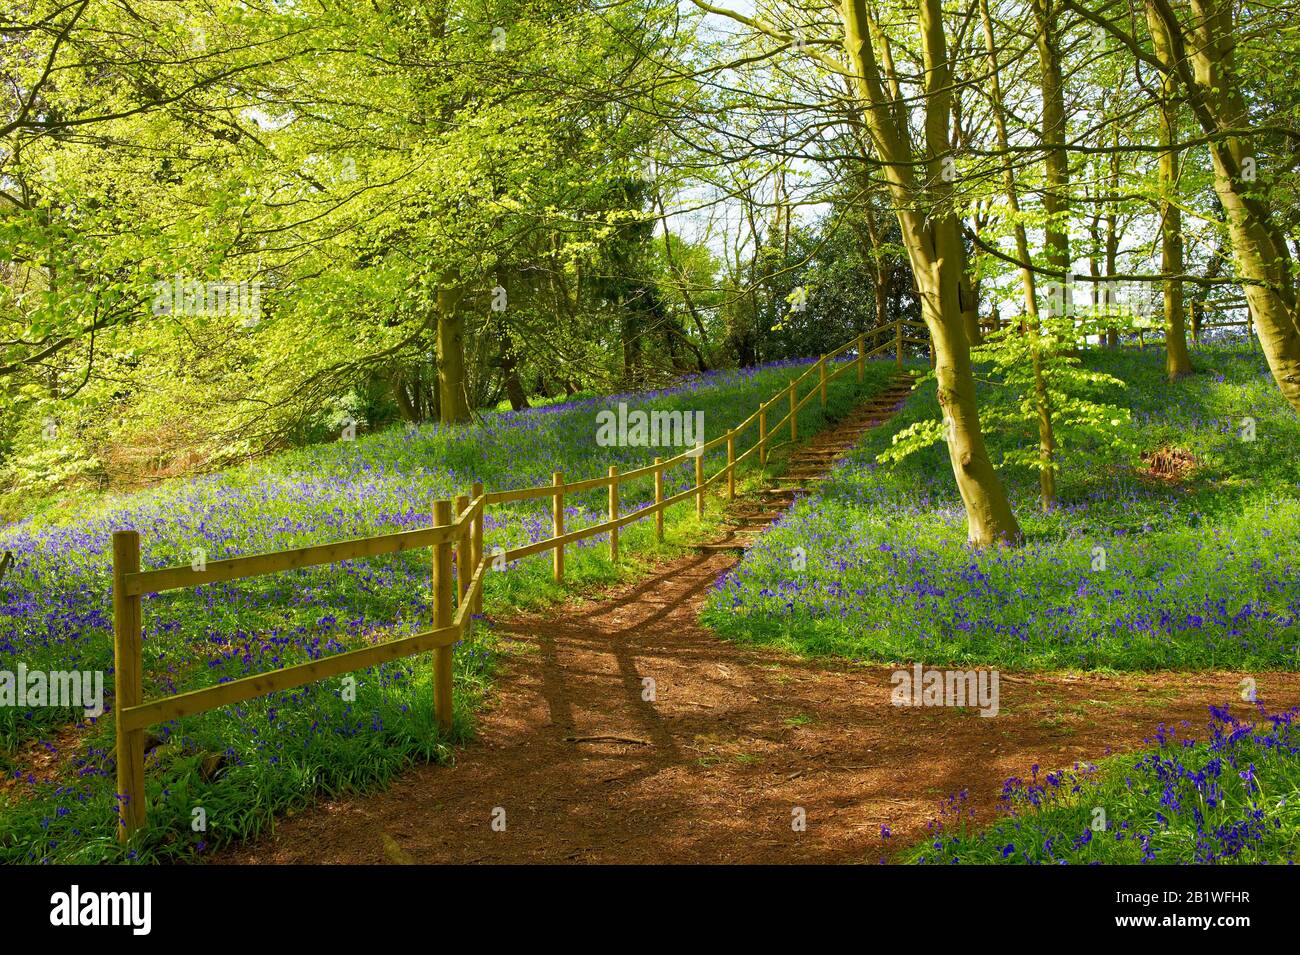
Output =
[{"x1": 214, "y1": 388, "x2": 1300, "y2": 865}]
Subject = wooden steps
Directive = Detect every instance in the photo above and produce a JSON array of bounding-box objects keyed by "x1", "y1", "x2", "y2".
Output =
[
  {"x1": 696, "y1": 540, "x2": 753, "y2": 553},
  {"x1": 693, "y1": 374, "x2": 914, "y2": 555}
]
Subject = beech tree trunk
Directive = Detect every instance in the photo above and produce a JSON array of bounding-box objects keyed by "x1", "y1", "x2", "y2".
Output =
[
  {"x1": 498, "y1": 331, "x2": 529, "y2": 411},
  {"x1": 1105, "y1": 139, "x2": 1120, "y2": 348},
  {"x1": 1033, "y1": 0, "x2": 1071, "y2": 290},
  {"x1": 843, "y1": 0, "x2": 1022, "y2": 546},
  {"x1": 981, "y1": 0, "x2": 1056, "y2": 510},
  {"x1": 1142, "y1": 0, "x2": 1300, "y2": 410},
  {"x1": 436, "y1": 283, "x2": 471, "y2": 424},
  {"x1": 1149, "y1": 21, "x2": 1192, "y2": 378}
]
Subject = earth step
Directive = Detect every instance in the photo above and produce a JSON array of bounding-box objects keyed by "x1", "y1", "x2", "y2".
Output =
[{"x1": 693, "y1": 531, "x2": 759, "y2": 550}]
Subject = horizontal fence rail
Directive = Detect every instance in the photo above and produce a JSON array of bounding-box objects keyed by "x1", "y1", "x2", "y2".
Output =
[{"x1": 108, "y1": 322, "x2": 920, "y2": 841}]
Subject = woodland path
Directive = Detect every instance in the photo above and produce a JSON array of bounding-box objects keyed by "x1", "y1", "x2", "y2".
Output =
[{"x1": 215, "y1": 382, "x2": 1300, "y2": 864}]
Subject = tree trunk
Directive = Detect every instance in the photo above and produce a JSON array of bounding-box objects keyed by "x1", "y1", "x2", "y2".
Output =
[
  {"x1": 1104, "y1": 147, "x2": 1120, "y2": 348},
  {"x1": 959, "y1": 271, "x2": 982, "y2": 347},
  {"x1": 843, "y1": 0, "x2": 1022, "y2": 546},
  {"x1": 1143, "y1": 0, "x2": 1300, "y2": 410},
  {"x1": 436, "y1": 283, "x2": 471, "y2": 423},
  {"x1": 876, "y1": 268, "x2": 890, "y2": 330},
  {"x1": 498, "y1": 328, "x2": 529, "y2": 411},
  {"x1": 1033, "y1": 0, "x2": 1071, "y2": 287},
  {"x1": 981, "y1": 0, "x2": 1056, "y2": 510},
  {"x1": 855, "y1": 196, "x2": 894, "y2": 335},
  {"x1": 391, "y1": 371, "x2": 419, "y2": 423},
  {"x1": 1151, "y1": 30, "x2": 1192, "y2": 378}
]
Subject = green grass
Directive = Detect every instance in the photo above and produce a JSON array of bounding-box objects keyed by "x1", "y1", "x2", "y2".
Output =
[
  {"x1": 704, "y1": 345, "x2": 1300, "y2": 671},
  {"x1": 898, "y1": 704, "x2": 1300, "y2": 864},
  {"x1": 0, "y1": 355, "x2": 896, "y2": 862}
]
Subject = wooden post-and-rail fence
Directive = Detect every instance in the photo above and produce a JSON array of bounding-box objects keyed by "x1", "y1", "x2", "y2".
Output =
[{"x1": 109, "y1": 320, "x2": 922, "y2": 840}]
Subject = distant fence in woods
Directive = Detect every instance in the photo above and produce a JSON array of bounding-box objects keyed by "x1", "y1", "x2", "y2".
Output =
[
  {"x1": 1189, "y1": 299, "x2": 1256, "y2": 343},
  {"x1": 109, "y1": 319, "x2": 924, "y2": 840}
]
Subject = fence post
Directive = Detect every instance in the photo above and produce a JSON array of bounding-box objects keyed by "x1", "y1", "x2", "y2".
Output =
[
  {"x1": 471, "y1": 481, "x2": 484, "y2": 615},
  {"x1": 818, "y1": 356, "x2": 828, "y2": 406},
  {"x1": 694, "y1": 448, "x2": 704, "y2": 519},
  {"x1": 432, "y1": 499, "x2": 454, "y2": 733},
  {"x1": 455, "y1": 493, "x2": 470, "y2": 605},
  {"x1": 758, "y1": 402, "x2": 768, "y2": 470},
  {"x1": 112, "y1": 530, "x2": 145, "y2": 842},
  {"x1": 608, "y1": 466, "x2": 619, "y2": 563},
  {"x1": 895, "y1": 319, "x2": 903, "y2": 369},
  {"x1": 726, "y1": 429, "x2": 735, "y2": 501},
  {"x1": 857, "y1": 333, "x2": 866, "y2": 382},
  {"x1": 654, "y1": 457, "x2": 664, "y2": 542},
  {"x1": 552, "y1": 471, "x2": 564, "y2": 583},
  {"x1": 789, "y1": 381, "x2": 798, "y2": 442}
]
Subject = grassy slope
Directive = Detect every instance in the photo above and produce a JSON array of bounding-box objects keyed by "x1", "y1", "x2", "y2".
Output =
[
  {"x1": 0, "y1": 356, "x2": 895, "y2": 862},
  {"x1": 704, "y1": 345, "x2": 1300, "y2": 671},
  {"x1": 900, "y1": 703, "x2": 1300, "y2": 865},
  {"x1": 695, "y1": 343, "x2": 1300, "y2": 864}
]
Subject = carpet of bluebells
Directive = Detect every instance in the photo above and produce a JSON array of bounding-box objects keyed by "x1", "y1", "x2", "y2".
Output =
[
  {"x1": 0, "y1": 357, "x2": 893, "y2": 862},
  {"x1": 704, "y1": 345, "x2": 1300, "y2": 671},
  {"x1": 901, "y1": 704, "x2": 1300, "y2": 864}
]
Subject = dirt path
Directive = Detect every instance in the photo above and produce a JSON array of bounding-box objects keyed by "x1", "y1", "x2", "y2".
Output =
[{"x1": 215, "y1": 387, "x2": 1300, "y2": 864}]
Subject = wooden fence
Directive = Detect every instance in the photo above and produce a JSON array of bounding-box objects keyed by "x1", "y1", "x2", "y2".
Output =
[
  {"x1": 110, "y1": 320, "x2": 922, "y2": 840},
  {"x1": 1189, "y1": 299, "x2": 1256, "y2": 344}
]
